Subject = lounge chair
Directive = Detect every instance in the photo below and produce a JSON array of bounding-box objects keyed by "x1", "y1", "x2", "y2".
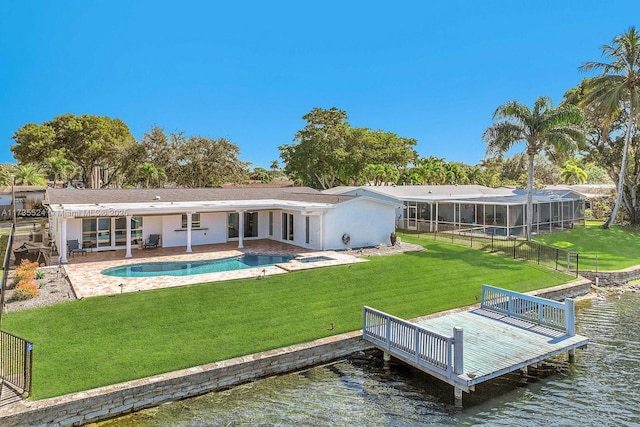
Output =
[
  {"x1": 67, "y1": 240, "x2": 87, "y2": 257},
  {"x1": 144, "y1": 234, "x2": 160, "y2": 249}
]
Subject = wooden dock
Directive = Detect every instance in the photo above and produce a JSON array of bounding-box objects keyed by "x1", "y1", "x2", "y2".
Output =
[{"x1": 363, "y1": 285, "x2": 589, "y2": 405}]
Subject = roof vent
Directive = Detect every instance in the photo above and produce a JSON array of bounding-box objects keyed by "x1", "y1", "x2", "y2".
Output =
[{"x1": 154, "y1": 195, "x2": 161, "y2": 200}]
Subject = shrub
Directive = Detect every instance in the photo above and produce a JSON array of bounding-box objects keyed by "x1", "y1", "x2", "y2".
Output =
[
  {"x1": 35, "y1": 270, "x2": 46, "y2": 280},
  {"x1": 19, "y1": 260, "x2": 39, "y2": 271},
  {"x1": 13, "y1": 279, "x2": 39, "y2": 300},
  {"x1": 11, "y1": 270, "x2": 35, "y2": 289},
  {"x1": 11, "y1": 286, "x2": 37, "y2": 301}
]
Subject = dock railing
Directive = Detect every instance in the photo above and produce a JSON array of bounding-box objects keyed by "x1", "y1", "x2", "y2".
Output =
[
  {"x1": 480, "y1": 285, "x2": 575, "y2": 335},
  {"x1": 363, "y1": 306, "x2": 463, "y2": 377}
]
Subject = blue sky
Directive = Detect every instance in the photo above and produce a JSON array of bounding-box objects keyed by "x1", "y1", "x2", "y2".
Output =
[{"x1": 0, "y1": 1, "x2": 636, "y2": 169}]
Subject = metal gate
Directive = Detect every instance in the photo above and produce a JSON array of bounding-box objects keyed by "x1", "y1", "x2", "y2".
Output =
[{"x1": 0, "y1": 329, "x2": 33, "y2": 401}]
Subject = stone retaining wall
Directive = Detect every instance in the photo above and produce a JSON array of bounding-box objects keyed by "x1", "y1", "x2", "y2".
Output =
[
  {"x1": 579, "y1": 265, "x2": 640, "y2": 286},
  {"x1": 0, "y1": 332, "x2": 373, "y2": 426}
]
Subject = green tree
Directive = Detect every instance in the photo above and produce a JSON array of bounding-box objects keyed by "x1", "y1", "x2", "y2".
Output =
[
  {"x1": 250, "y1": 167, "x2": 271, "y2": 183},
  {"x1": 45, "y1": 150, "x2": 78, "y2": 187},
  {"x1": 579, "y1": 27, "x2": 640, "y2": 228},
  {"x1": 140, "y1": 126, "x2": 174, "y2": 177},
  {"x1": 136, "y1": 162, "x2": 167, "y2": 188},
  {"x1": 172, "y1": 135, "x2": 249, "y2": 187},
  {"x1": 280, "y1": 107, "x2": 350, "y2": 189},
  {"x1": 13, "y1": 164, "x2": 46, "y2": 185},
  {"x1": 11, "y1": 114, "x2": 137, "y2": 189},
  {"x1": 560, "y1": 161, "x2": 588, "y2": 184},
  {"x1": 280, "y1": 107, "x2": 417, "y2": 189},
  {"x1": 0, "y1": 164, "x2": 12, "y2": 186},
  {"x1": 483, "y1": 96, "x2": 584, "y2": 240}
]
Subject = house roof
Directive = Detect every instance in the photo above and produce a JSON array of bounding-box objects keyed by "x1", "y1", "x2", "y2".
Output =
[
  {"x1": 325, "y1": 185, "x2": 514, "y2": 201},
  {"x1": 45, "y1": 187, "x2": 362, "y2": 216},
  {"x1": 324, "y1": 185, "x2": 586, "y2": 205}
]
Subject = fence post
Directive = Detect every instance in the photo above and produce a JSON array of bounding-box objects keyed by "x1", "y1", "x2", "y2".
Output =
[
  {"x1": 537, "y1": 244, "x2": 541, "y2": 265},
  {"x1": 415, "y1": 326, "x2": 420, "y2": 364},
  {"x1": 555, "y1": 248, "x2": 559, "y2": 270},
  {"x1": 575, "y1": 253, "x2": 579, "y2": 277},
  {"x1": 385, "y1": 315, "x2": 392, "y2": 351},
  {"x1": 513, "y1": 240, "x2": 516, "y2": 259}
]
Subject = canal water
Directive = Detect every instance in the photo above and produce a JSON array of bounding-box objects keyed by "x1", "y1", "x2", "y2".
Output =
[{"x1": 95, "y1": 292, "x2": 640, "y2": 426}]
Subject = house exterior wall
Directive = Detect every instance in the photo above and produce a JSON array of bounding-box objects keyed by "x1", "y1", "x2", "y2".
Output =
[
  {"x1": 322, "y1": 200, "x2": 396, "y2": 249},
  {"x1": 143, "y1": 216, "x2": 163, "y2": 244}
]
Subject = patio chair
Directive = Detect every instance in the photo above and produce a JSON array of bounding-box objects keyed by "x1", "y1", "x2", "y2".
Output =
[
  {"x1": 144, "y1": 234, "x2": 160, "y2": 249},
  {"x1": 67, "y1": 239, "x2": 87, "y2": 257}
]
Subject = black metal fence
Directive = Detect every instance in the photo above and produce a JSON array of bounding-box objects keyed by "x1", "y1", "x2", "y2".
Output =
[
  {"x1": 408, "y1": 230, "x2": 579, "y2": 277},
  {"x1": 0, "y1": 330, "x2": 33, "y2": 398},
  {"x1": 0, "y1": 224, "x2": 34, "y2": 401}
]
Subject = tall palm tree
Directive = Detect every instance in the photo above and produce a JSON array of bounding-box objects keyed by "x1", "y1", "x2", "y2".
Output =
[
  {"x1": 579, "y1": 27, "x2": 640, "y2": 228},
  {"x1": 13, "y1": 163, "x2": 46, "y2": 186},
  {"x1": 483, "y1": 96, "x2": 584, "y2": 240}
]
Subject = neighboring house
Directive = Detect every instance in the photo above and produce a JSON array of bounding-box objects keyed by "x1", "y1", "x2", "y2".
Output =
[
  {"x1": 46, "y1": 187, "x2": 399, "y2": 263},
  {"x1": 323, "y1": 185, "x2": 586, "y2": 237},
  {"x1": 0, "y1": 185, "x2": 48, "y2": 221}
]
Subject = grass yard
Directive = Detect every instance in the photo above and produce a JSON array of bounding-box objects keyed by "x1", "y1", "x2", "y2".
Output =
[
  {"x1": 3, "y1": 240, "x2": 573, "y2": 400},
  {"x1": 533, "y1": 221, "x2": 640, "y2": 271}
]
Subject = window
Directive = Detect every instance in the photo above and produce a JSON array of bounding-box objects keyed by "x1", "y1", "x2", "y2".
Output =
[
  {"x1": 268, "y1": 212, "x2": 273, "y2": 236},
  {"x1": 282, "y1": 213, "x2": 294, "y2": 241},
  {"x1": 228, "y1": 212, "x2": 258, "y2": 238},
  {"x1": 82, "y1": 217, "x2": 113, "y2": 248},
  {"x1": 245, "y1": 212, "x2": 258, "y2": 237},
  {"x1": 115, "y1": 216, "x2": 143, "y2": 245},
  {"x1": 305, "y1": 216, "x2": 310, "y2": 244},
  {"x1": 181, "y1": 213, "x2": 201, "y2": 228}
]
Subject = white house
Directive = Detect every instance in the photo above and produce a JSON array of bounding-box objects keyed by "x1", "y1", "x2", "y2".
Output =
[
  {"x1": 46, "y1": 187, "x2": 399, "y2": 263},
  {"x1": 324, "y1": 185, "x2": 586, "y2": 237}
]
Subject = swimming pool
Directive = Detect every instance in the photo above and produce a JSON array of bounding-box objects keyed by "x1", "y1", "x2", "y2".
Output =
[{"x1": 101, "y1": 254, "x2": 296, "y2": 278}]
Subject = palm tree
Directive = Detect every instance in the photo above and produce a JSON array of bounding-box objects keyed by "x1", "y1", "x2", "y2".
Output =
[
  {"x1": 13, "y1": 163, "x2": 46, "y2": 186},
  {"x1": 579, "y1": 27, "x2": 640, "y2": 228},
  {"x1": 560, "y1": 161, "x2": 588, "y2": 184},
  {"x1": 46, "y1": 154, "x2": 77, "y2": 187},
  {"x1": 136, "y1": 162, "x2": 166, "y2": 188},
  {"x1": 483, "y1": 96, "x2": 584, "y2": 240}
]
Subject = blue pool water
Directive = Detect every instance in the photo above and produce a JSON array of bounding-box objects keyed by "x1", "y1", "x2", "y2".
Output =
[
  {"x1": 101, "y1": 254, "x2": 296, "y2": 278},
  {"x1": 299, "y1": 255, "x2": 334, "y2": 263}
]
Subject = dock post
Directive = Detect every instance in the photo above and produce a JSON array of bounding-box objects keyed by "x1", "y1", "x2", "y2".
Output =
[
  {"x1": 454, "y1": 386, "x2": 463, "y2": 407},
  {"x1": 383, "y1": 352, "x2": 391, "y2": 363},
  {"x1": 453, "y1": 327, "x2": 464, "y2": 375},
  {"x1": 568, "y1": 349, "x2": 575, "y2": 363},
  {"x1": 565, "y1": 298, "x2": 576, "y2": 336}
]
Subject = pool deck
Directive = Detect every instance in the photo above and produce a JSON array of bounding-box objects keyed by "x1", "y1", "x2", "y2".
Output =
[{"x1": 62, "y1": 240, "x2": 367, "y2": 298}]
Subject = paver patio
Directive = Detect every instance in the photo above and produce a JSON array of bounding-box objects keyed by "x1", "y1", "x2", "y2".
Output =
[{"x1": 61, "y1": 240, "x2": 366, "y2": 298}]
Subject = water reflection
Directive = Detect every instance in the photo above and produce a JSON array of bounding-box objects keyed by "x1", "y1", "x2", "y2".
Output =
[{"x1": 95, "y1": 293, "x2": 640, "y2": 426}]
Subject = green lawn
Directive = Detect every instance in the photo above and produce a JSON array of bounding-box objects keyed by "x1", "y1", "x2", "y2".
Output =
[
  {"x1": 532, "y1": 221, "x2": 640, "y2": 271},
  {"x1": 2, "y1": 240, "x2": 572, "y2": 399}
]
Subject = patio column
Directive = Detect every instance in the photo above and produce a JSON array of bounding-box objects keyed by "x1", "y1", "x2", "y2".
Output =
[
  {"x1": 186, "y1": 212, "x2": 193, "y2": 253},
  {"x1": 125, "y1": 215, "x2": 132, "y2": 258},
  {"x1": 237, "y1": 210, "x2": 245, "y2": 249},
  {"x1": 60, "y1": 217, "x2": 68, "y2": 264},
  {"x1": 319, "y1": 211, "x2": 324, "y2": 250},
  {"x1": 435, "y1": 203, "x2": 439, "y2": 232}
]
